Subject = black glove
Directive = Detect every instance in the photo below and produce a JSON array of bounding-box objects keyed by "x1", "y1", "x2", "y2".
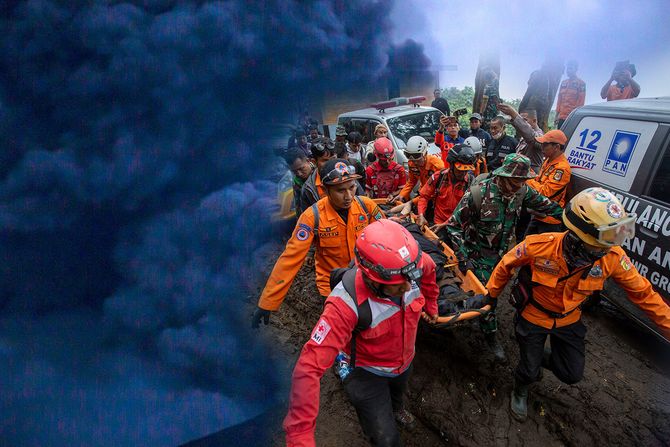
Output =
[
  {"x1": 485, "y1": 294, "x2": 498, "y2": 311},
  {"x1": 251, "y1": 307, "x2": 271, "y2": 329},
  {"x1": 458, "y1": 259, "x2": 473, "y2": 276}
]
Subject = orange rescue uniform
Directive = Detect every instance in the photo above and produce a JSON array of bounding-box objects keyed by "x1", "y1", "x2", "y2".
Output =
[
  {"x1": 258, "y1": 196, "x2": 384, "y2": 311},
  {"x1": 486, "y1": 232, "x2": 670, "y2": 338},
  {"x1": 556, "y1": 78, "x2": 586, "y2": 120},
  {"x1": 417, "y1": 169, "x2": 470, "y2": 224},
  {"x1": 398, "y1": 154, "x2": 444, "y2": 201},
  {"x1": 473, "y1": 156, "x2": 487, "y2": 177},
  {"x1": 525, "y1": 153, "x2": 571, "y2": 224},
  {"x1": 606, "y1": 84, "x2": 636, "y2": 101}
]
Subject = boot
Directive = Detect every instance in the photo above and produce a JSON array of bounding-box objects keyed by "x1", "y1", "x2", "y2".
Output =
[
  {"x1": 510, "y1": 378, "x2": 529, "y2": 422},
  {"x1": 485, "y1": 332, "x2": 507, "y2": 362},
  {"x1": 393, "y1": 408, "x2": 417, "y2": 431}
]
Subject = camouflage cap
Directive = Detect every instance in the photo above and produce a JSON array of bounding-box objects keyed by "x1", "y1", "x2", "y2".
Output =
[
  {"x1": 492, "y1": 153, "x2": 536, "y2": 179},
  {"x1": 336, "y1": 125, "x2": 347, "y2": 136}
]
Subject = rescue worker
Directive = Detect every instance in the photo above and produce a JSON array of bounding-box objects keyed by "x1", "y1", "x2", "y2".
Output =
[
  {"x1": 300, "y1": 137, "x2": 336, "y2": 210},
  {"x1": 485, "y1": 188, "x2": 670, "y2": 422},
  {"x1": 416, "y1": 144, "x2": 476, "y2": 237},
  {"x1": 435, "y1": 115, "x2": 464, "y2": 165},
  {"x1": 446, "y1": 153, "x2": 563, "y2": 359},
  {"x1": 459, "y1": 113, "x2": 492, "y2": 148},
  {"x1": 525, "y1": 130, "x2": 572, "y2": 235},
  {"x1": 463, "y1": 136, "x2": 487, "y2": 176},
  {"x1": 365, "y1": 137, "x2": 406, "y2": 199},
  {"x1": 555, "y1": 60, "x2": 585, "y2": 129},
  {"x1": 283, "y1": 220, "x2": 440, "y2": 447},
  {"x1": 252, "y1": 158, "x2": 384, "y2": 328},
  {"x1": 485, "y1": 116, "x2": 518, "y2": 171},
  {"x1": 390, "y1": 135, "x2": 444, "y2": 203},
  {"x1": 283, "y1": 147, "x2": 315, "y2": 216}
]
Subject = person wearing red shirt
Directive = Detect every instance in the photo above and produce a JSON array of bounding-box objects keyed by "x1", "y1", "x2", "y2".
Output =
[
  {"x1": 365, "y1": 137, "x2": 407, "y2": 199},
  {"x1": 283, "y1": 220, "x2": 439, "y2": 447}
]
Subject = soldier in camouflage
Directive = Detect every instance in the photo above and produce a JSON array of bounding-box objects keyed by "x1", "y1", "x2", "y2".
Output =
[{"x1": 446, "y1": 153, "x2": 563, "y2": 359}]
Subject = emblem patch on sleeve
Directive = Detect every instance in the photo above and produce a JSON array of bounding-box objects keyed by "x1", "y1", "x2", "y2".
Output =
[
  {"x1": 553, "y1": 170, "x2": 563, "y2": 181},
  {"x1": 295, "y1": 223, "x2": 312, "y2": 241},
  {"x1": 311, "y1": 318, "x2": 331, "y2": 345},
  {"x1": 620, "y1": 255, "x2": 632, "y2": 271}
]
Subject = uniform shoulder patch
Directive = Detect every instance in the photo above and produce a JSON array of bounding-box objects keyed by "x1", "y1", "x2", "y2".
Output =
[
  {"x1": 295, "y1": 222, "x2": 312, "y2": 241},
  {"x1": 311, "y1": 318, "x2": 331, "y2": 345},
  {"x1": 620, "y1": 255, "x2": 632, "y2": 271},
  {"x1": 553, "y1": 169, "x2": 564, "y2": 181}
]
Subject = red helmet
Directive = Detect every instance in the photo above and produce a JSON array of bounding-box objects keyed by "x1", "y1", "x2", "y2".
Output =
[
  {"x1": 354, "y1": 220, "x2": 423, "y2": 284},
  {"x1": 373, "y1": 137, "x2": 395, "y2": 159}
]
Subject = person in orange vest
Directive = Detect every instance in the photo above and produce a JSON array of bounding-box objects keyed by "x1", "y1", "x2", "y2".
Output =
[
  {"x1": 283, "y1": 220, "x2": 439, "y2": 447},
  {"x1": 554, "y1": 60, "x2": 585, "y2": 129},
  {"x1": 416, "y1": 144, "x2": 475, "y2": 237},
  {"x1": 434, "y1": 115, "x2": 464, "y2": 165},
  {"x1": 524, "y1": 129, "x2": 572, "y2": 235},
  {"x1": 485, "y1": 188, "x2": 670, "y2": 422},
  {"x1": 252, "y1": 158, "x2": 384, "y2": 328},
  {"x1": 365, "y1": 137, "x2": 406, "y2": 199},
  {"x1": 600, "y1": 60, "x2": 640, "y2": 102},
  {"x1": 389, "y1": 135, "x2": 444, "y2": 204}
]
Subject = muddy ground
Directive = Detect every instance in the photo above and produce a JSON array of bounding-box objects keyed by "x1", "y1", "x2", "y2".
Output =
[{"x1": 254, "y1": 257, "x2": 670, "y2": 447}]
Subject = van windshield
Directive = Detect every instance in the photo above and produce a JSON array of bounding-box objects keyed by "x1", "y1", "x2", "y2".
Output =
[{"x1": 386, "y1": 110, "x2": 442, "y2": 144}]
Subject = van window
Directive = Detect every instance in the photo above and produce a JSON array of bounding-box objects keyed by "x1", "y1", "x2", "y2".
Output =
[
  {"x1": 566, "y1": 117, "x2": 659, "y2": 192},
  {"x1": 647, "y1": 144, "x2": 670, "y2": 204},
  {"x1": 386, "y1": 110, "x2": 442, "y2": 144}
]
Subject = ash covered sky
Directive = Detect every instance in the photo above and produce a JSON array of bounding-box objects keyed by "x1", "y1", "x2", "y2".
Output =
[{"x1": 390, "y1": 0, "x2": 670, "y2": 104}]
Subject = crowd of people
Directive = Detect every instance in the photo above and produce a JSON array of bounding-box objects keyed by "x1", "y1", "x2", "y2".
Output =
[{"x1": 253, "y1": 60, "x2": 665, "y2": 447}]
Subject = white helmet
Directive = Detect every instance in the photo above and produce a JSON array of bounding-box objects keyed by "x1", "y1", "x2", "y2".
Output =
[
  {"x1": 464, "y1": 136, "x2": 483, "y2": 155},
  {"x1": 405, "y1": 136, "x2": 429, "y2": 155}
]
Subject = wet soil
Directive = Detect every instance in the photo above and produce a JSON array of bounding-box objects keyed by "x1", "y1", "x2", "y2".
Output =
[{"x1": 256, "y1": 259, "x2": 670, "y2": 447}]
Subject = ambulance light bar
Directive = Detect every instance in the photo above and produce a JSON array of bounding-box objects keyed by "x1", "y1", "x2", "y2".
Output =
[{"x1": 370, "y1": 96, "x2": 426, "y2": 111}]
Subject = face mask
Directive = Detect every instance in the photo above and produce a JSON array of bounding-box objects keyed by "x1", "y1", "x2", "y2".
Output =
[
  {"x1": 492, "y1": 131, "x2": 503, "y2": 140},
  {"x1": 563, "y1": 232, "x2": 608, "y2": 269}
]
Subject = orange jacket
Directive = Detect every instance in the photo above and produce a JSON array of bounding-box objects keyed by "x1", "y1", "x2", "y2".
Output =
[
  {"x1": 556, "y1": 77, "x2": 586, "y2": 120},
  {"x1": 486, "y1": 232, "x2": 670, "y2": 338},
  {"x1": 473, "y1": 156, "x2": 487, "y2": 177},
  {"x1": 398, "y1": 154, "x2": 444, "y2": 200},
  {"x1": 417, "y1": 169, "x2": 470, "y2": 224},
  {"x1": 606, "y1": 84, "x2": 637, "y2": 101},
  {"x1": 434, "y1": 131, "x2": 464, "y2": 165},
  {"x1": 258, "y1": 196, "x2": 384, "y2": 311},
  {"x1": 525, "y1": 153, "x2": 571, "y2": 224}
]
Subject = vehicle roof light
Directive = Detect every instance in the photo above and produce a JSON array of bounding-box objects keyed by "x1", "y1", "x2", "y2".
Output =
[{"x1": 370, "y1": 96, "x2": 426, "y2": 112}]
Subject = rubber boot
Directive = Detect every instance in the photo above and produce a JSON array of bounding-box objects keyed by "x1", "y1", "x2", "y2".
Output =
[
  {"x1": 510, "y1": 378, "x2": 529, "y2": 422},
  {"x1": 394, "y1": 407, "x2": 417, "y2": 431}
]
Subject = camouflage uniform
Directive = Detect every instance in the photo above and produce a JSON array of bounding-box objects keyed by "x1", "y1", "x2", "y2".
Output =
[{"x1": 447, "y1": 154, "x2": 563, "y2": 284}]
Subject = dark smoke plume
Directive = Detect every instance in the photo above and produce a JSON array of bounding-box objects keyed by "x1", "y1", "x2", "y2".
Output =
[{"x1": 0, "y1": 1, "x2": 431, "y2": 445}]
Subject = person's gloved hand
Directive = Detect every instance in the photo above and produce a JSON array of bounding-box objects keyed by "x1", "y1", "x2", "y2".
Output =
[
  {"x1": 458, "y1": 258, "x2": 473, "y2": 276},
  {"x1": 485, "y1": 293, "x2": 498, "y2": 311},
  {"x1": 416, "y1": 214, "x2": 427, "y2": 227},
  {"x1": 251, "y1": 307, "x2": 271, "y2": 329}
]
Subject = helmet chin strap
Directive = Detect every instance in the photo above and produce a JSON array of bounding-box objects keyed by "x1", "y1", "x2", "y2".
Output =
[{"x1": 362, "y1": 275, "x2": 402, "y2": 300}]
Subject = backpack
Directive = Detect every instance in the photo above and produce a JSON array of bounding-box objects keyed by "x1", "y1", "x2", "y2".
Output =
[{"x1": 329, "y1": 267, "x2": 372, "y2": 367}]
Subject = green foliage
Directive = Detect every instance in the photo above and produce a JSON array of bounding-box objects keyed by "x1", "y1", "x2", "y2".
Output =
[{"x1": 439, "y1": 86, "x2": 558, "y2": 131}]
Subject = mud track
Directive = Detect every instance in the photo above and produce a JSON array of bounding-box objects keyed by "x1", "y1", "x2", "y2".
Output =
[{"x1": 256, "y1": 259, "x2": 670, "y2": 446}]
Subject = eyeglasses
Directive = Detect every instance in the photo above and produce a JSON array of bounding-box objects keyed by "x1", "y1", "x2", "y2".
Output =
[{"x1": 322, "y1": 163, "x2": 357, "y2": 183}]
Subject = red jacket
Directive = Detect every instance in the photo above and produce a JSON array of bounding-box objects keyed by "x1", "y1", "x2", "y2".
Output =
[
  {"x1": 283, "y1": 255, "x2": 439, "y2": 447},
  {"x1": 417, "y1": 169, "x2": 471, "y2": 224}
]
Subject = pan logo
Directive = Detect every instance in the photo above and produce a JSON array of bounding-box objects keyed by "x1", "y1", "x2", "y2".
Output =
[{"x1": 602, "y1": 130, "x2": 640, "y2": 177}]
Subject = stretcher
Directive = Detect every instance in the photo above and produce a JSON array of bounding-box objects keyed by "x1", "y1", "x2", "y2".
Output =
[{"x1": 374, "y1": 198, "x2": 492, "y2": 327}]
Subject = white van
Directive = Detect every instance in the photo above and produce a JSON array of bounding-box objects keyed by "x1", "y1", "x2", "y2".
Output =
[{"x1": 562, "y1": 97, "x2": 670, "y2": 341}]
